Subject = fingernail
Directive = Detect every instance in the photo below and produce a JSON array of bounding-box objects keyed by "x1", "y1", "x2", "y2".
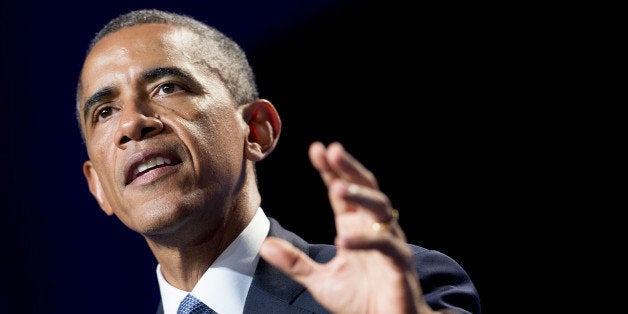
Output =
[{"x1": 347, "y1": 184, "x2": 359, "y2": 195}]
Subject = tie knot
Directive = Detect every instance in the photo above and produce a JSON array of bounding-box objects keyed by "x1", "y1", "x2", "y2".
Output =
[{"x1": 177, "y1": 294, "x2": 215, "y2": 314}]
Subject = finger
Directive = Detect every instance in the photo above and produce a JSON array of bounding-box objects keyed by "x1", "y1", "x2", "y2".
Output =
[
  {"x1": 336, "y1": 232, "x2": 412, "y2": 268},
  {"x1": 326, "y1": 142, "x2": 378, "y2": 189},
  {"x1": 312, "y1": 142, "x2": 396, "y2": 234},
  {"x1": 328, "y1": 181, "x2": 403, "y2": 240},
  {"x1": 340, "y1": 182, "x2": 395, "y2": 223},
  {"x1": 309, "y1": 141, "x2": 337, "y2": 188},
  {"x1": 259, "y1": 237, "x2": 319, "y2": 286},
  {"x1": 327, "y1": 181, "x2": 372, "y2": 238}
]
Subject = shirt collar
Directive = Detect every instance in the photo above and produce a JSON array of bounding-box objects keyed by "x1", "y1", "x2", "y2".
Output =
[{"x1": 156, "y1": 207, "x2": 270, "y2": 314}]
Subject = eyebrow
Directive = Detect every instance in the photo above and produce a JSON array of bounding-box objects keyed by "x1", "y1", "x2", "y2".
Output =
[
  {"x1": 82, "y1": 67, "x2": 196, "y2": 124},
  {"x1": 82, "y1": 86, "x2": 115, "y2": 124},
  {"x1": 143, "y1": 67, "x2": 194, "y2": 83}
]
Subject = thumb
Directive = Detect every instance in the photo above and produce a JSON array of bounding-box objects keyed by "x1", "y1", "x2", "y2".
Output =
[{"x1": 259, "y1": 237, "x2": 319, "y2": 285}]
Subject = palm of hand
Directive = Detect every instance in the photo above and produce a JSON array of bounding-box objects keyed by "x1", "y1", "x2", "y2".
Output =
[{"x1": 304, "y1": 213, "x2": 417, "y2": 314}]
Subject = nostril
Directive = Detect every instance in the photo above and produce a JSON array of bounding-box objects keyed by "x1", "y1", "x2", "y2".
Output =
[
  {"x1": 118, "y1": 126, "x2": 159, "y2": 146},
  {"x1": 120, "y1": 136, "x2": 132, "y2": 145},
  {"x1": 141, "y1": 127, "x2": 156, "y2": 138}
]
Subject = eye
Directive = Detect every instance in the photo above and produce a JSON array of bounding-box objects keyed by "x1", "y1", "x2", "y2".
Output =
[
  {"x1": 95, "y1": 106, "x2": 114, "y2": 122},
  {"x1": 156, "y1": 82, "x2": 184, "y2": 95}
]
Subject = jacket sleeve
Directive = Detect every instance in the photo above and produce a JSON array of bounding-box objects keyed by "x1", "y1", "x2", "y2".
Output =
[{"x1": 412, "y1": 245, "x2": 482, "y2": 314}]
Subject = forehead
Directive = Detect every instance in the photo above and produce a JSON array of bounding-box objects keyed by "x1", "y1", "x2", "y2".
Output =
[{"x1": 79, "y1": 23, "x2": 203, "y2": 102}]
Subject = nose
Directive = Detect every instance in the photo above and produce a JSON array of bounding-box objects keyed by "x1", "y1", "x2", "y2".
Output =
[{"x1": 114, "y1": 100, "x2": 164, "y2": 148}]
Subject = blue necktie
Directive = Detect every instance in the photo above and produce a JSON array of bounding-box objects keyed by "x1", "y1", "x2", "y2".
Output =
[{"x1": 177, "y1": 294, "x2": 216, "y2": 314}]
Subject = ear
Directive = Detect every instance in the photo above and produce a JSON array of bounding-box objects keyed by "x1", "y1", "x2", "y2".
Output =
[
  {"x1": 83, "y1": 160, "x2": 114, "y2": 216},
  {"x1": 242, "y1": 99, "x2": 282, "y2": 161}
]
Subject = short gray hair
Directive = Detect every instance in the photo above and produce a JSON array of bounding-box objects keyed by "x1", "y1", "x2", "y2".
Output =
[{"x1": 76, "y1": 9, "x2": 258, "y2": 133}]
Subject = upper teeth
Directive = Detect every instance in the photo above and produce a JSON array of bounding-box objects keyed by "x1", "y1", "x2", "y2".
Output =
[{"x1": 133, "y1": 156, "x2": 172, "y2": 177}]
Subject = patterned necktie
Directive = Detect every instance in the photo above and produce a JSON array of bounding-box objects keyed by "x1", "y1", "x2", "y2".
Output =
[{"x1": 177, "y1": 294, "x2": 216, "y2": 314}]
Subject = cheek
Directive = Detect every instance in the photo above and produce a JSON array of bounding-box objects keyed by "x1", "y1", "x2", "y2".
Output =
[
  {"x1": 85, "y1": 119, "x2": 119, "y2": 151},
  {"x1": 190, "y1": 116, "x2": 242, "y2": 156},
  {"x1": 185, "y1": 109, "x2": 246, "y2": 168},
  {"x1": 86, "y1": 138, "x2": 108, "y2": 165},
  {"x1": 159, "y1": 94, "x2": 221, "y2": 122},
  {"x1": 186, "y1": 103, "x2": 242, "y2": 139},
  {"x1": 86, "y1": 131, "x2": 120, "y2": 182}
]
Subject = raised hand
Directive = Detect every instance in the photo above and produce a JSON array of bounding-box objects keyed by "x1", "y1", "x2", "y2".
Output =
[{"x1": 260, "y1": 141, "x2": 437, "y2": 314}]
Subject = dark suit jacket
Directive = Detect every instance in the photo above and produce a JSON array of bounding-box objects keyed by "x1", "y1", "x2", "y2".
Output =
[{"x1": 157, "y1": 217, "x2": 481, "y2": 314}]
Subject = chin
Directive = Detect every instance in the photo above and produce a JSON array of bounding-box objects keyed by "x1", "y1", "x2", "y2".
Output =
[{"x1": 126, "y1": 204, "x2": 191, "y2": 238}]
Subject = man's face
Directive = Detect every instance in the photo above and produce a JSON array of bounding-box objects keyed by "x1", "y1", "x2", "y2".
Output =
[{"x1": 78, "y1": 24, "x2": 248, "y2": 236}]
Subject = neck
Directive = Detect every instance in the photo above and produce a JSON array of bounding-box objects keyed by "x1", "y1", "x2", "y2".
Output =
[{"x1": 145, "y1": 172, "x2": 261, "y2": 291}]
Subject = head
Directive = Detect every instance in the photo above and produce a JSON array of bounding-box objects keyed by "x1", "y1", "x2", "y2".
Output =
[
  {"x1": 76, "y1": 9, "x2": 281, "y2": 240},
  {"x1": 76, "y1": 9, "x2": 258, "y2": 126}
]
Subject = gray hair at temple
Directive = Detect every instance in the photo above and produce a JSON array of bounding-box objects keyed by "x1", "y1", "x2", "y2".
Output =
[{"x1": 75, "y1": 9, "x2": 258, "y2": 135}]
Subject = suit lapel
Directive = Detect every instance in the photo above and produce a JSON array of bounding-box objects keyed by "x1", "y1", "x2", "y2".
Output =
[
  {"x1": 157, "y1": 218, "x2": 327, "y2": 314},
  {"x1": 243, "y1": 218, "x2": 314, "y2": 314}
]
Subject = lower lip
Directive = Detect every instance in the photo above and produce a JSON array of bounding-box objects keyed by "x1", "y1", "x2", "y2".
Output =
[{"x1": 127, "y1": 164, "x2": 178, "y2": 186}]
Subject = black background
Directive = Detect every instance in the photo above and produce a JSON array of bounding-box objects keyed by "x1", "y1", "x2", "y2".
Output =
[{"x1": 0, "y1": 1, "x2": 567, "y2": 313}]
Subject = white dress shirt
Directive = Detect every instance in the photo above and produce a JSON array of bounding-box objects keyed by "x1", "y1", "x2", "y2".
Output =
[{"x1": 156, "y1": 207, "x2": 270, "y2": 314}]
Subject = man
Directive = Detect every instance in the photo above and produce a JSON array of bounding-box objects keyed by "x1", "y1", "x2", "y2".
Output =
[{"x1": 76, "y1": 9, "x2": 481, "y2": 314}]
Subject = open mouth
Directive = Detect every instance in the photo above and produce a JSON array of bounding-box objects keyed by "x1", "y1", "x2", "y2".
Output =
[{"x1": 125, "y1": 155, "x2": 181, "y2": 185}]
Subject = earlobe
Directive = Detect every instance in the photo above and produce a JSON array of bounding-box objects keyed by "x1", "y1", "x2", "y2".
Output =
[
  {"x1": 243, "y1": 99, "x2": 282, "y2": 161},
  {"x1": 83, "y1": 161, "x2": 114, "y2": 216}
]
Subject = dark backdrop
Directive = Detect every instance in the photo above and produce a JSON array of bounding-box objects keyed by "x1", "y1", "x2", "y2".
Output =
[{"x1": 0, "y1": 1, "x2": 555, "y2": 313}]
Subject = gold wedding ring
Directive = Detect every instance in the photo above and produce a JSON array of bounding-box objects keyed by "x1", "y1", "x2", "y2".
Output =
[{"x1": 371, "y1": 209, "x2": 399, "y2": 232}]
